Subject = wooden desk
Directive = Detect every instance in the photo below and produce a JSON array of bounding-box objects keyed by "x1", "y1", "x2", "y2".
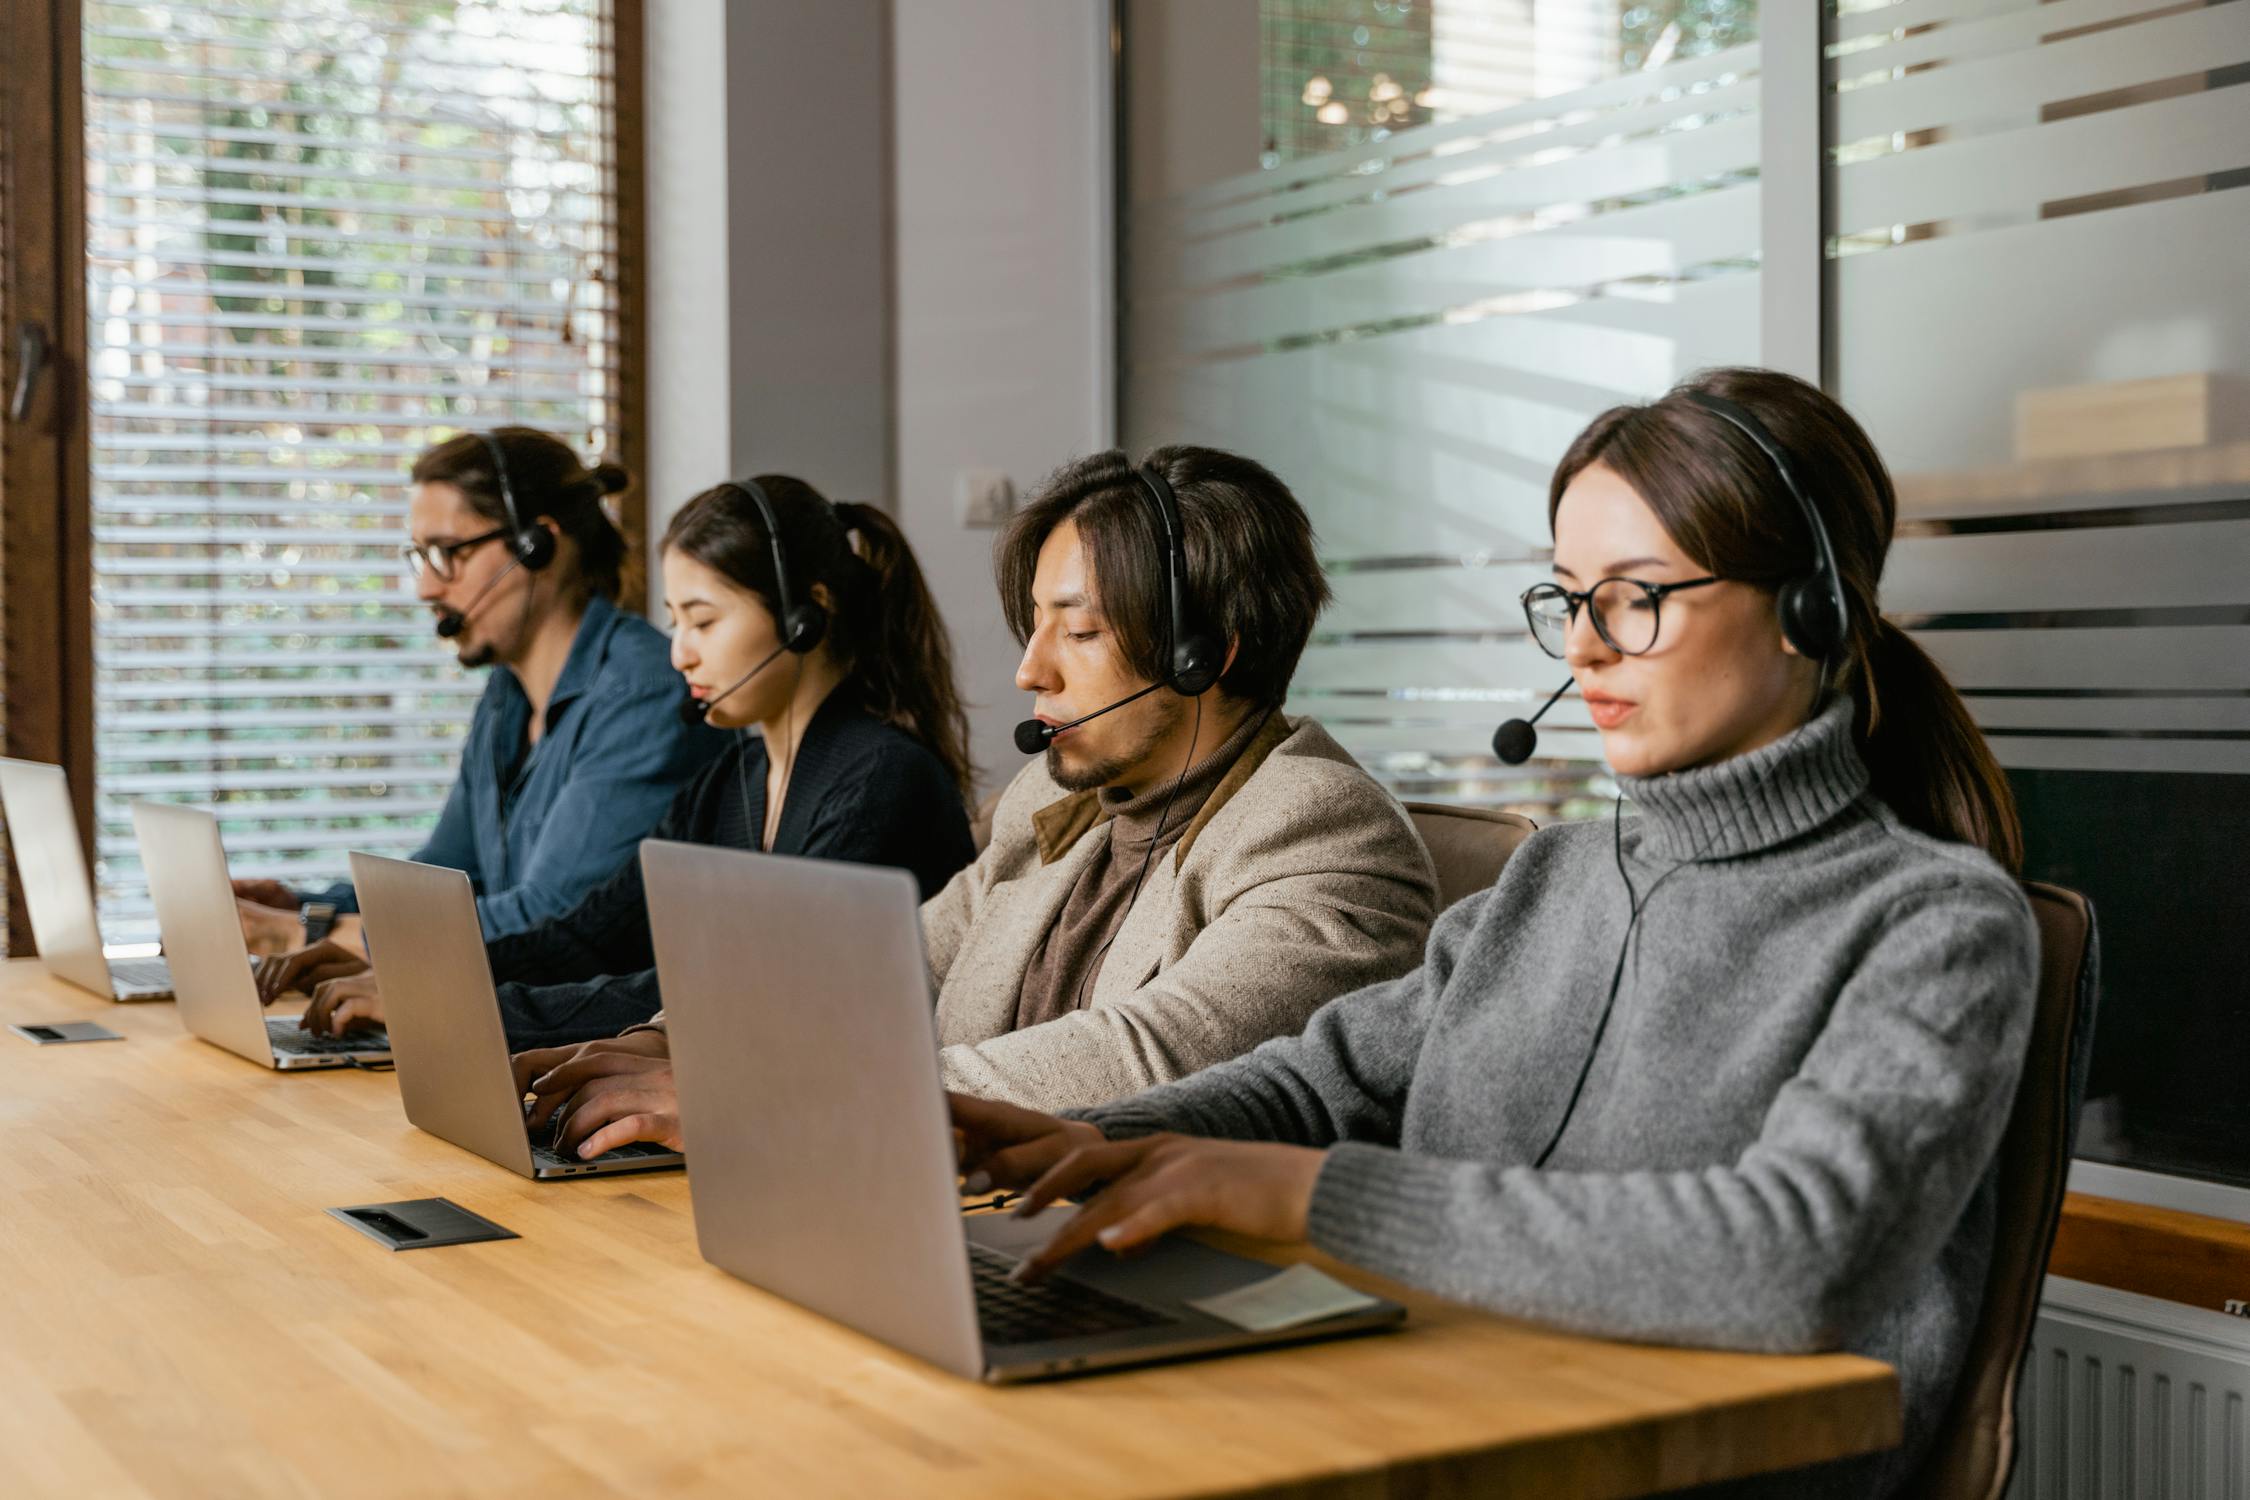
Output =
[{"x1": 0, "y1": 960, "x2": 1899, "y2": 1498}]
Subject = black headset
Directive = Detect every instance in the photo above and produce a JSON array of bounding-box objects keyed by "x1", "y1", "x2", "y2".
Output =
[
  {"x1": 475, "y1": 430, "x2": 557, "y2": 573},
  {"x1": 1683, "y1": 391, "x2": 1849, "y2": 661},
  {"x1": 729, "y1": 477, "x2": 829, "y2": 655},
  {"x1": 1133, "y1": 462, "x2": 1223, "y2": 696}
]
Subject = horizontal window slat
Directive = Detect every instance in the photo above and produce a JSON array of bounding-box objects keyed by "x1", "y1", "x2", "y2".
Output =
[
  {"x1": 94, "y1": 437, "x2": 453, "y2": 460},
  {"x1": 86, "y1": 118, "x2": 524, "y2": 167},
  {"x1": 98, "y1": 736, "x2": 466, "y2": 765},
  {"x1": 93, "y1": 247, "x2": 591, "y2": 285},
  {"x1": 87, "y1": 0, "x2": 604, "y2": 36},
  {"x1": 100, "y1": 825, "x2": 445, "y2": 856},
  {"x1": 83, "y1": 85, "x2": 610, "y2": 137},
  {"x1": 97, "y1": 619, "x2": 434, "y2": 640},
  {"x1": 95, "y1": 583, "x2": 415, "y2": 603},
  {"x1": 96, "y1": 526, "x2": 409, "y2": 546},
  {"x1": 96, "y1": 560, "x2": 416, "y2": 579},
  {"x1": 102, "y1": 708, "x2": 471, "y2": 732},
  {"x1": 99, "y1": 372, "x2": 591, "y2": 400},
  {"x1": 95, "y1": 496, "x2": 413, "y2": 517},
  {"x1": 87, "y1": 213, "x2": 608, "y2": 261},
  {"x1": 91, "y1": 275, "x2": 588, "y2": 320},
  {"x1": 96, "y1": 405, "x2": 543, "y2": 428},
  {"x1": 92, "y1": 342, "x2": 602, "y2": 374},
  {"x1": 87, "y1": 179, "x2": 539, "y2": 226},
  {"x1": 102, "y1": 649, "x2": 462, "y2": 672},
  {"x1": 103, "y1": 767, "x2": 455, "y2": 795},
  {"x1": 94, "y1": 463, "x2": 533, "y2": 484},
  {"x1": 87, "y1": 55, "x2": 600, "y2": 105},
  {"x1": 87, "y1": 150, "x2": 587, "y2": 200},
  {"x1": 100, "y1": 794, "x2": 450, "y2": 823},
  {"x1": 94, "y1": 309, "x2": 582, "y2": 342},
  {"x1": 99, "y1": 677, "x2": 475, "y2": 701}
]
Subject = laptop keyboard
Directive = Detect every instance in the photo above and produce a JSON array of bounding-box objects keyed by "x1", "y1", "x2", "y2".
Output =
[
  {"x1": 526, "y1": 1119, "x2": 677, "y2": 1170},
  {"x1": 108, "y1": 957, "x2": 173, "y2": 990},
  {"x1": 266, "y1": 1017, "x2": 388, "y2": 1055},
  {"x1": 969, "y1": 1243, "x2": 1176, "y2": 1346}
]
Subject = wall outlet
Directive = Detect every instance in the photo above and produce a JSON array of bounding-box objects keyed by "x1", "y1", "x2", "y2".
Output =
[
  {"x1": 2226, "y1": 1299, "x2": 2248, "y2": 1318},
  {"x1": 955, "y1": 469, "x2": 1015, "y2": 528}
]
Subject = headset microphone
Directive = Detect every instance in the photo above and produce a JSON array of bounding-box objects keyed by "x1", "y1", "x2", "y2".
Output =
[
  {"x1": 433, "y1": 553, "x2": 525, "y2": 640},
  {"x1": 678, "y1": 641, "x2": 792, "y2": 727},
  {"x1": 1492, "y1": 676, "x2": 1574, "y2": 765},
  {"x1": 1013, "y1": 680, "x2": 1167, "y2": 755}
]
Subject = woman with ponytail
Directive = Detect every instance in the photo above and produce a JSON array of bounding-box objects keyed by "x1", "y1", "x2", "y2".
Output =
[
  {"x1": 947, "y1": 370, "x2": 2038, "y2": 1499},
  {"x1": 269, "y1": 476, "x2": 977, "y2": 1049}
]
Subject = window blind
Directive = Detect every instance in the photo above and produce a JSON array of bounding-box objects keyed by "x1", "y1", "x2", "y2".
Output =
[{"x1": 83, "y1": 0, "x2": 627, "y2": 944}]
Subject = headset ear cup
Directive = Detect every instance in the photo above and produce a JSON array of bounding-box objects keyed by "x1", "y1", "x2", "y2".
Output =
[
  {"x1": 1171, "y1": 631, "x2": 1224, "y2": 696},
  {"x1": 784, "y1": 603, "x2": 829, "y2": 655},
  {"x1": 514, "y1": 522, "x2": 557, "y2": 573},
  {"x1": 1777, "y1": 575, "x2": 1844, "y2": 660}
]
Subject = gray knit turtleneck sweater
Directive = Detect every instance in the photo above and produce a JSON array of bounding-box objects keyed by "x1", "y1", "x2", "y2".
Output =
[{"x1": 1077, "y1": 698, "x2": 2038, "y2": 1499}]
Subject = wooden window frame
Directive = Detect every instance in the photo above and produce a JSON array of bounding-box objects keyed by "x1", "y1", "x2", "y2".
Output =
[
  {"x1": 0, "y1": 0, "x2": 646, "y2": 949},
  {"x1": 1, "y1": 0, "x2": 93, "y2": 953}
]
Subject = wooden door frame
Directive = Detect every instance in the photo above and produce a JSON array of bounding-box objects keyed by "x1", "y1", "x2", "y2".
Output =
[{"x1": 2, "y1": 0, "x2": 93, "y2": 953}]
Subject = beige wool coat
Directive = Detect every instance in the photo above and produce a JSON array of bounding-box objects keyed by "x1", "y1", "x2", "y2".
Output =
[{"x1": 926, "y1": 714, "x2": 1438, "y2": 1111}]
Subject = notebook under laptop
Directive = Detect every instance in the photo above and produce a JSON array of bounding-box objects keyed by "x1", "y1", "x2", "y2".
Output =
[
  {"x1": 349, "y1": 851, "x2": 683, "y2": 1179},
  {"x1": 132, "y1": 800, "x2": 390, "y2": 1070},
  {"x1": 641, "y1": 840, "x2": 1405, "y2": 1384},
  {"x1": 0, "y1": 758, "x2": 173, "y2": 1001}
]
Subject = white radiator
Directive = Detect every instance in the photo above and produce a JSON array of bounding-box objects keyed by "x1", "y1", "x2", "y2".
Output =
[{"x1": 2010, "y1": 1276, "x2": 2250, "y2": 1498}]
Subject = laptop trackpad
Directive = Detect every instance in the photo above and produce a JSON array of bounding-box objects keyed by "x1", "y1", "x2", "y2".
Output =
[{"x1": 966, "y1": 1206, "x2": 1293, "y2": 1309}]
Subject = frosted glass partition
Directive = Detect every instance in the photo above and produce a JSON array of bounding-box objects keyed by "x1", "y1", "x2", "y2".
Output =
[
  {"x1": 1827, "y1": 0, "x2": 2250, "y2": 1188},
  {"x1": 1123, "y1": 40, "x2": 1766, "y2": 816}
]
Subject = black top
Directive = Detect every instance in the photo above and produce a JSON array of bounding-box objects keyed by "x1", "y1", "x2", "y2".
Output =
[{"x1": 487, "y1": 690, "x2": 975, "y2": 1049}]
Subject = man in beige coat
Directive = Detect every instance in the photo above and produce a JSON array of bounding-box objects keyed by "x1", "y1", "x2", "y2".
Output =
[{"x1": 515, "y1": 445, "x2": 1437, "y2": 1154}]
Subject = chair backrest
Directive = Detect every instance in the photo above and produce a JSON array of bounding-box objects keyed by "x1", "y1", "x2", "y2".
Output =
[
  {"x1": 1908, "y1": 880, "x2": 2099, "y2": 1500},
  {"x1": 1402, "y1": 802, "x2": 1537, "y2": 910}
]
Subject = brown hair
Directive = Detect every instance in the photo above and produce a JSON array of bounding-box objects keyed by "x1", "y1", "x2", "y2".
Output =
[
  {"x1": 1549, "y1": 367, "x2": 2023, "y2": 871},
  {"x1": 662, "y1": 478, "x2": 975, "y2": 797},
  {"x1": 995, "y1": 445, "x2": 1332, "y2": 710},
  {"x1": 411, "y1": 426, "x2": 633, "y2": 603}
]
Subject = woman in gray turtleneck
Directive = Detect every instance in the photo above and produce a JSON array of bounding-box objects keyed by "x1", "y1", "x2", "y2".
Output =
[{"x1": 953, "y1": 368, "x2": 2039, "y2": 1500}]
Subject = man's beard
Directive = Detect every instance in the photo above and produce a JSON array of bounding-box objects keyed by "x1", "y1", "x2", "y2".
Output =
[{"x1": 1045, "y1": 693, "x2": 1185, "y2": 793}]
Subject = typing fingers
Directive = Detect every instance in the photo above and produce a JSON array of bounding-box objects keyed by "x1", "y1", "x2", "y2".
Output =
[
  {"x1": 1011, "y1": 1137, "x2": 1159, "y2": 1219},
  {"x1": 1012, "y1": 1173, "x2": 1186, "y2": 1284},
  {"x1": 964, "y1": 1132, "x2": 1090, "y2": 1196},
  {"x1": 556, "y1": 1075, "x2": 677, "y2": 1156},
  {"x1": 575, "y1": 1110, "x2": 684, "y2": 1160},
  {"x1": 511, "y1": 1043, "x2": 578, "y2": 1098}
]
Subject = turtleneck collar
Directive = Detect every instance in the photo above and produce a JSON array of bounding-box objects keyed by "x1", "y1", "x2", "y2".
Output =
[
  {"x1": 1100, "y1": 705, "x2": 1271, "y2": 854},
  {"x1": 1615, "y1": 695, "x2": 1869, "y2": 863}
]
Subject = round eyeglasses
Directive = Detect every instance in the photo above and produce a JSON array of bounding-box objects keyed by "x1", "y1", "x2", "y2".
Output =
[
  {"x1": 1519, "y1": 576, "x2": 1722, "y2": 659},
  {"x1": 400, "y1": 525, "x2": 510, "y2": 582}
]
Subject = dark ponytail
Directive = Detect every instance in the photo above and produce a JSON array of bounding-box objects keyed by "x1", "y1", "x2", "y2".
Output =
[
  {"x1": 411, "y1": 427, "x2": 635, "y2": 605},
  {"x1": 1860, "y1": 619, "x2": 2023, "y2": 871},
  {"x1": 831, "y1": 501, "x2": 975, "y2": 798},
  {"x1": 1550, "y1": 367, "x2": 2023, "y2": 871},
  {"x1": 663, "y1": 479, "x2": 976, "y2": 797}
]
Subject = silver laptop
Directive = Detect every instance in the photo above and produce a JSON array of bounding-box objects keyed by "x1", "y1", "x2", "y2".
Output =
[
  {"x1": 349, "y1": 851, "x2": 683, "y2": 1179},
  {"x1": 131, "y1": 800, "x2": 390, "y2": 1070},
  {"x1": 0, "y1": 758, "x2": 173, "y2": 1000},
  {"x1": 643, "y1": 841, "x2": 1405, "y2": 1383}
]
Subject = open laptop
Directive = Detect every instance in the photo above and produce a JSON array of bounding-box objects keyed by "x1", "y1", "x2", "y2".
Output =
[
  {"x1": 131, "y1": 800, "x2": 390, "y2": 1070},
  {"x1": 349, "y1": 851, "x2": 683, "y2": 1179},
  {"x1": 0, "y1": 758, "x2": 173, "y2": 1000},
  {"x1": 643, "y1": 841, "x2": 1405, "y2": 1383}
]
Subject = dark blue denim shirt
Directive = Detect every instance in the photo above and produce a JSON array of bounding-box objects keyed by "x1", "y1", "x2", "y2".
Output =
[{"x1": 330, "y1": 595, "x2": 725, "y2": 937}]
